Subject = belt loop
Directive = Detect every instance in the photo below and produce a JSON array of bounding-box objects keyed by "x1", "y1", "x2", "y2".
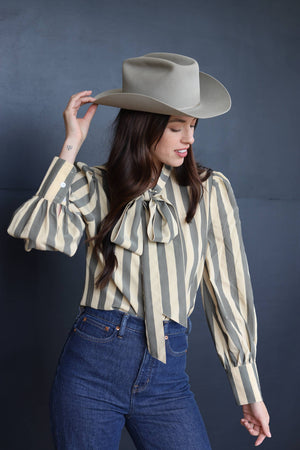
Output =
[
  {"x1": 163, "y1": 319, "x2": 169, "y2": 333},
  {"x1": 117, "y1": 313, "x2": 129, "y2": 338},
  {"x1": 75, "y1": 305, "x2": 85, "y2": 322}
]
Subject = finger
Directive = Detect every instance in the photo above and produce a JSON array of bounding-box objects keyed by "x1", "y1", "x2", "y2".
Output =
[
  {"x1": 64, "y1": 97, "x2": 97, "y2": 116},
  {"x1": 70, "y1": 90, "x2": 93, "y2": 100},
  {"x1": 240, "y1": 418, "x2": 251, "y2": 429},
  {"x1": 261, "y1": 421, "x2": 271, "y2": 438},
  {"x1": 245, "y1": 416, "x2": 271, "y2": 439},
  {"x1": 241, "y1": 420, "x2": 260, "y2": 436},
  {"x1": 72, "y1": 96, "x2": 97, "y2": 109},
  {"x1": 81, "y1": 104, "x2": 98, "y2": 127},
  {"x1": 83, "y1": 103, "x2": 98, "y2": 122},
  {"x1": 255, "y1": 432, "x2": 266, "y2": 446},
  {"x1": 242, "y1": 416, "x2": 262, "y2": 428},
  {"x1": 70, "y1": 96, "x2": 96, "y2": 106},
  {"x1": 248, "y1": 427, "x2": 260, "y2": 436},
  {"x1": 241, "y1": 418, "x2": 256, "y2": 428},
  {"x1": 66, "y1": 91, "x2": 94, "y2": 108}
]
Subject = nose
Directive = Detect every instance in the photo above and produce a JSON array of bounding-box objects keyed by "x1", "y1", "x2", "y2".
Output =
[{"x1": 181, "y1": 128, "x2": 195, "y2": 145}]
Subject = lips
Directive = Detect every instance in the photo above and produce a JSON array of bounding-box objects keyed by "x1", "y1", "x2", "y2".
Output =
[{"x1": 175, "y1": 147, "x2": 189, "y2": 157}]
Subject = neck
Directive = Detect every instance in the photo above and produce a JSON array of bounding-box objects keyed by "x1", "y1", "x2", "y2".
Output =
[{"x1": 148, "y1": 163, "x2": 163, "y2": 189}]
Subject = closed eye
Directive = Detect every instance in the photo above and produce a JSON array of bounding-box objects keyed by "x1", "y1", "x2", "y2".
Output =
[{"x1": 170, "y1": 124, "x2": 196, "y2": 132}]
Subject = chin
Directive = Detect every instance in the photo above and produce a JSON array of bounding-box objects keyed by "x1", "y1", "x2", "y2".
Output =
[{"x1": 170, "y1": 159, "x2": 185, "y2": 168}]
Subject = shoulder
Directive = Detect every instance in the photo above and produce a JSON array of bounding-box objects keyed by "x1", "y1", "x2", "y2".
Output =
[
  {"x1": 201, "y1": 169, "x2": 238, "y2": 209},
  {"x1": 197, "y1": 164, "x2": 232, "y2": 188},
  {"x1": 199, "y1": 168, "x2": 231, "y2": 193},
  {"x1": 204, "y1": 169, "x2": 233, "y2": 191},
  {"x1": 211, "y1": 170, "x2": 232, "y2": 187},
  {"x1": 208, "y1": 170, "x2": 239, "y2": 215}
]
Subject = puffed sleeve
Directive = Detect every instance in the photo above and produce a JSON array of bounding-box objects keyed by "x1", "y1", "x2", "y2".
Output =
[
  {"x1": 200, "y1": 171, "x2": 263, "y2": 406},
  {"x1": 7, "y1": 156, "x2": 101, "y2": 256}
]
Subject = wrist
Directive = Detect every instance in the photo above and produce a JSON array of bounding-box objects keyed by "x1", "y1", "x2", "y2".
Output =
[
  {"x1": 241, "y1": 400, "x2": 263, "y2": 406},
  {"x1": 59, "y1": 138, "x2": 82, "y2": 164}
]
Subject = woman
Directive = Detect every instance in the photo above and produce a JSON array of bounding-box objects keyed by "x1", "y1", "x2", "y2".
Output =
[{"x1": 7, "y1": 52, "x2": 271, "y2": 449}]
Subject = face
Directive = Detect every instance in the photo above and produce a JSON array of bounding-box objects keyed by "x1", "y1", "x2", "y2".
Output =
[{"x1": 151, "y1": 115, "x2": 197, "y2": 169}]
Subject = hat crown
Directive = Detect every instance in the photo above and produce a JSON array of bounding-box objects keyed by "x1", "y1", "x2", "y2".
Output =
[{"x1": 122, "y1": 53, "x2": 200, "y2": 110}]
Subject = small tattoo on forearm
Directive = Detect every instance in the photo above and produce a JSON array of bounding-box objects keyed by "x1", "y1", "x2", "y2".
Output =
[{"x1": 66, "y1": 145, "x2": 73, "y2": 151}]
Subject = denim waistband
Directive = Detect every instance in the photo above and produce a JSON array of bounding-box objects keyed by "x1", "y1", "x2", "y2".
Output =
[{"x1": 79, "y1": 306, "x2": 192, "y2": 335}]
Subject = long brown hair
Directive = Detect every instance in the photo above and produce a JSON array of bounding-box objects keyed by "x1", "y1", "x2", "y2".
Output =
[{"x1": 90, "y1": 109, "x2": 212, "y2": 288}]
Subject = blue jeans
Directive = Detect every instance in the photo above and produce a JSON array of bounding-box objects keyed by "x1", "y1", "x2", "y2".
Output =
[{"x1": 50, "y1": 307, "x2": 212, "y2": 449}]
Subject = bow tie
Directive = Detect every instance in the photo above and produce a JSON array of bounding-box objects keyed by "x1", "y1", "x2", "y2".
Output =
[{"x1": 110, "y1": 190, "x2": 179, "y2": 254}]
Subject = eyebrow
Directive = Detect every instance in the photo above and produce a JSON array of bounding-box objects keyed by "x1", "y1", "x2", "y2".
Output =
[{"x1": 168, "y1": 118, "x2": 196, "y2": 124}]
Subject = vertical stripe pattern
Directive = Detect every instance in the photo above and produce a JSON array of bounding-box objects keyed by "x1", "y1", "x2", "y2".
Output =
[{"x1": 7, "y1": 157, "x2": 263, "y2": 405}]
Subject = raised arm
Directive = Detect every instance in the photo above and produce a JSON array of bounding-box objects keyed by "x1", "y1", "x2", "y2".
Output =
[
  {"x1": 7, "y1": 91, "x2": 100, "y2": 256},
  {"x1": 59, "y1": 90, "x2": 98, "y2": 164},
  {"x1": 56, "y1": 90, "x2": 98, "y2": 215}
]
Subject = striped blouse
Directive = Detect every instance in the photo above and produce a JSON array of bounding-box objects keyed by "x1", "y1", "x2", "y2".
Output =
[{"x1": 7, "y1": 156, "x2": 263, "y2": 406}]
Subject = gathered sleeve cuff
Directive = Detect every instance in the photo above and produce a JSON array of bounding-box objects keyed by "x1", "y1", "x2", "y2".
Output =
[
  {"x1": 36, "y1": 156, "x2": 77, "y2": 203},
  {"x1": 200, "y1": 171, "x2": 263, "y2": 406},
  {"x1": 7, "y1": 157, "x2": 101, "y2": 257}
]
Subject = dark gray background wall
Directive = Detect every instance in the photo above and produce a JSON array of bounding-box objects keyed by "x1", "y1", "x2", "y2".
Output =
[{"x1": 1, "y1": 0, "x2": 299, "y2": 449}]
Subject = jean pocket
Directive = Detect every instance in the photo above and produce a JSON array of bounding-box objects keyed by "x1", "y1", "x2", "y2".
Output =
[
  {"x1": 74, "y1": 314, "x2": 118, "y2": 344},
  {"x1": 166, "y1": 332, "x2": 188, "y2": 357}
]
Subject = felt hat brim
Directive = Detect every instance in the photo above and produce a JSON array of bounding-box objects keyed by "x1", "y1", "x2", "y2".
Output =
[{"x1": 93, "y1": 71, "x2": 231, "y2": 119}]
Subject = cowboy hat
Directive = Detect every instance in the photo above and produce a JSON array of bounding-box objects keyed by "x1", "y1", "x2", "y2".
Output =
[{"x1": 93, "y1": 52, "x2": 231, "y2": 119}]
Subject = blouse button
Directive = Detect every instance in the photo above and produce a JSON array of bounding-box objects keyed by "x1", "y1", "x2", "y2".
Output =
[{"x1": 60, "y1": 182, "x2": 66, "y2": 188}]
